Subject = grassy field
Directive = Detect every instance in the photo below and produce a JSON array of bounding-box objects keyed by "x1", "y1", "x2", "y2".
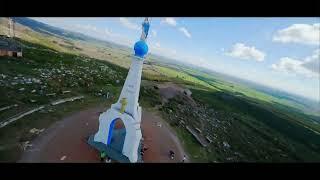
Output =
[
  {"x1": 0, "y1": 39, "x2": 128, "y2": 162},
  {"x1": 0, "y1": 18, "x2": 133, "y2": 69},
  {"x1": 0, "y1": 96, "x2": 108, "y2": 161},
  {"x1": 152, "y1": 87, "x2": 320, "y2": 162},
  {"x1": 1, "y1": 18, "x2": 319, "y2": 163},
  {"x1": 150, "y1": 63, "x2": 320, "y2": 133},
  {"x1": 139, "y1": 62, "x2": 320, "y2": 162},
  {"x1": 192, "y1": 89, "x2": 320, "y2": 161}
]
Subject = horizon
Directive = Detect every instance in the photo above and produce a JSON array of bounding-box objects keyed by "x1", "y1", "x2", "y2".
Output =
[{"x1": 31, "y1": 17, "x2": 320, "y2": 101}]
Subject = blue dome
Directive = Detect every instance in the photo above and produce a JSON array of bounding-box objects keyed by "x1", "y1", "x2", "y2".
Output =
[{"x1": 134, "y1": 40, "x2": 148, "y2": 58}]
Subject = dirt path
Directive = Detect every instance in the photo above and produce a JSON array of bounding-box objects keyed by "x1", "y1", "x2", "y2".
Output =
[
  {"x1": 19, "y1": 105, "x2": 188, "y2": 163},
  {"x1": 141, "y1": 110, "x2": 189, "y2": 162}
]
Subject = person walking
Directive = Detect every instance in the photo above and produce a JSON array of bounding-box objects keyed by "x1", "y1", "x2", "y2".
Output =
[
  {"x1": 169, "y1": 150, "x2": 175, "y2": 160},
  {"x1": 182, "y1": 155, "x2": 186, "y2": 163},
  {"x1": 100, "y1": 151, "x2": 107, "y2": 162},
  {"x1": 105, "y1": 157, "x2": 111, "y2": 163}
]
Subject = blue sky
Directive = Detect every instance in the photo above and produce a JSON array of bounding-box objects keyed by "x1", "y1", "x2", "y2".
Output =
[{"x1": 32, "y1": 17, "x2": 320, "y2": 101}]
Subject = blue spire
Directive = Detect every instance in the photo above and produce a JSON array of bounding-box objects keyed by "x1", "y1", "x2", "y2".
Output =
[
  {"x1": 134, "y1": 40, "x2": 148, "y2": 58},
  {"x1": 133, "y1": 18, "x2": 150, "y2": 58}
]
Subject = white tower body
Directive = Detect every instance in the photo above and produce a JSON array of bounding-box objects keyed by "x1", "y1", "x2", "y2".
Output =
[
  {"x1": 93, "y1": 18, "x2": 150, "y2": 163},
  {"x1": 93, "y1": 56, "x2": 144, "y2": 163}
]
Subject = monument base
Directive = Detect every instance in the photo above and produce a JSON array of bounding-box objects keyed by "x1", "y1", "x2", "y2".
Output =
[{"x1": 87, "y1": 133, "x2": 143, "y2": 163}]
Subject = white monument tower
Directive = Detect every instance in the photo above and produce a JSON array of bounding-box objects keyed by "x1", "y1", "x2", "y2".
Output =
[{"x1": 89, "y1": 18, "x2": 150, "y2": 163}]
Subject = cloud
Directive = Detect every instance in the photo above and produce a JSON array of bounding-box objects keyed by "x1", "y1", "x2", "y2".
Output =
[
  {"x1": 119, "y1": 17, "x2": 140, "y2": 31},
  {"x1": 74, "y1": 24, "x2": 97, "y2": 32},
  {"x1": 155, "y1": 42, "x2": 161, "y2": 48},
  {"x1": 273, "y1": 23, "x2": 320, "y2": 45},
  {"x1": 226, "y1": 43, "x2": 266, "y2": 62},
  {"x1": 271, "y1": 57, "x2": 310, "y2": 76},
  {"x1": 160, "y1": 18, "x2": 192, "y2": 39},
  {"x1": 271, "y1": 49, "x2": 319, "y2": 78},
  {"x1": 151, "y1": 30, "x2": 157, "y2": 37},
  {"x1": 104, "y1": 28, "x2": 113, "y2": 36},
  {"x1": 302, "y1": 49, "x2": 320, "y2": 74},
  {"x1": 150, "y1": 42, "x2": 177, "y2": 57},
  {"x1": 61, "y1": 23, "x2": 133, "y2": 46},
  {"x1": 161, "y1": 18, "x2": 177, "y2": 26},
  {"x1": 179, "y1": 27, "x2": 191, "y2": 38},
  {"x1": 150, "y1": 43, "x2": 212, "y2": 70},
  {"x1": 71, "y1": 24, "x2": 113, "y2": 39}
]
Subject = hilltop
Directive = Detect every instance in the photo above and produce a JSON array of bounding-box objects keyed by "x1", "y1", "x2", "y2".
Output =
[{"x1": 0, "y1": 17, "x2": 319, "y2": 162}]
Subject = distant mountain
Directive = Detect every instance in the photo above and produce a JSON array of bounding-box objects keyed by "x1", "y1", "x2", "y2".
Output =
[
  {"x1": 12, "y1": 17, "x2": 192, "y2": 66},
  {"x1": 10, "y1": 17, "x2": 319, "y2": 115},
  {"x1": 13, "y1": 17, "x2": 91, "y2": 41},
  {"x1": 151, "y1": 53, "x2": 319, "y2": 110},
  {"x1": 12, "y1": 17, "x2": 130, "y2": 51},
  {"x1": 201, "y1": 67, "x2": 320, "y2": 114}
]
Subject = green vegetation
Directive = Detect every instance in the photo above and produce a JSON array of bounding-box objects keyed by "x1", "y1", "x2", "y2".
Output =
[
  {"x1": 0, "y1": 96, "x2": 108, "y2": 161},
  {"x1": 0, "y1": 39, "x2": 128, "y2": 162},
  {"x1": 139, "y1": 86, "x2": 162, "y2": 108},
  {"x1": 152, "y1": 63, "x2": 320, "y2": 134},
  {"x1": 173, "y1": 126, "x2": 211, "y2": 162},
  {"x1": 1, "y1": 17, "x2": 319, "y2": 163},
  {"x1": 156, "y1": 66, "x2": 219, "y2": 90},
  {"x1": 155, "y1": 88, "x2": 320, "y2": 162},
  {"x1": 142, "y1": 61, "x2": 320, "y2": 162},
  {"x1": 193, "y1": 89, "x2": 320, "y2": 161}
]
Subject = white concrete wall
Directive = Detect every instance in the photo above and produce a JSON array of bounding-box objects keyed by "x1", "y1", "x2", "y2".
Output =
[
  {"x1": 93, "y1": 55, "x2": 144, "y2": 163},
  {"x1": 115, "y1": 56, "x2": 144, "y2": 120},
  {"x1": 94, "y1": 107, "x2": 142, "y2": 162}
]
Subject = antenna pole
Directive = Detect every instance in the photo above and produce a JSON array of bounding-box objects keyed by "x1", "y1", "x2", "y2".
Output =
[
  {"x1": 12, "y1": 18, "x2": 15, "y2": 38},
  {"x1": 7, "y1": 18, "x2": 11, "y2": 37},
  {"x1": 7, "y1": 18, "x2": 14, "y2": 38}
]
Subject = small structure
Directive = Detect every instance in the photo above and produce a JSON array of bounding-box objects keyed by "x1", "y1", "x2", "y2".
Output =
[
  {"x1": 223, "y1": 141, "x2": 231, "y2": 148},
  {"x1": 195, "y1": 127, "x2": 202, "y2": 134},
  {"x1": 0, "y1": 35, "x2": 22, "y2": 57},
  {"x1": 50, "y1": 96, "x2": 84, "y2": 106},
  {"x1": 183, "y1": 89, "x2": 192, "y2": 96},
  {"x1": 186, "y1": 126, "x2": 208, "y2": 147},
  {"x1": 206, "y1": 136, "x2": 213, "y2": 143},
  {"x1": 0, "y1": 106, "x2": 45, "y2": 129},
  {"x1": 1, "y1": 18, "x2": 22, "y2": 57}
]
